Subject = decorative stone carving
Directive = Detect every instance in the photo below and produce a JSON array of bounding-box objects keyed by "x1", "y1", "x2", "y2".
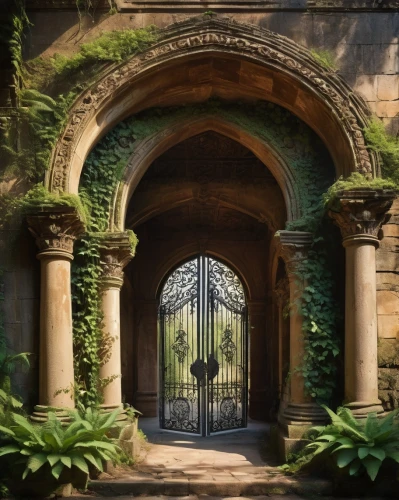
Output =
[
  {"x1": 278, "y1": 231, "x2": 313, "y2": 275},
  {"x1": 49, "y1": 18, "x2": 374, "y2": 193},
  {"x1": 27, "y1": 207, "x2": 85, "y2": 256},
  {"x1": 328, "y1": 189, "x2": 396, "y2": 240},
  {"x1": 98, "y1": 233, "x2": 134, "y2": 288}
]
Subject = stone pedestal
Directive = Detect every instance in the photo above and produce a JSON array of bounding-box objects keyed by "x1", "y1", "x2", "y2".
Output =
[
  {"x1": 27, "y1": 207, "x2": 84, "y2": 421},
  {"x1": 329, "y1": 189, "x2": 396, "y2": 417},
  {"x1": 98, "y1": 233, "x2": 134, "y2": 418}
]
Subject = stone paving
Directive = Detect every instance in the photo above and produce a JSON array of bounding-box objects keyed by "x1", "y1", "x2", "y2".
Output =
[{"x1": 89, "y1": 419, "x2": 331, "y2": 497}]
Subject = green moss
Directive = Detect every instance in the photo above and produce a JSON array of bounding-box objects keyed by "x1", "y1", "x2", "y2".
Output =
[
  {"x1": 310, "y1": 48, "x2": 338, "y2": 72},
  {"x1": 324, "y1": 172, "x2": 397, "y2": 207},
  {"x1": 364, "y1": 117, "x2": 399, "y2": 184}
]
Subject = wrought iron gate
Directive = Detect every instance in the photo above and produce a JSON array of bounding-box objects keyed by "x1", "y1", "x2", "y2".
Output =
[{"x1": 159, "y1": 255, "x2": 248, "y2": 436}]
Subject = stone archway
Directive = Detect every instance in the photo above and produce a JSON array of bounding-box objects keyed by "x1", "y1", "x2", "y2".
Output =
[
  {"x1": 47, "y1": 16, "x2": 378, "y2": 198},
  {"x1": 27, "y1": 17, "x2": 397, "y2": 454}
]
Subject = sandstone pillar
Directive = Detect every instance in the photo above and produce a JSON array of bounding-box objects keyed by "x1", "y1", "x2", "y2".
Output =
[
  {"x1": 98, "y1": 233, "x2": 134, "y2": 414},
  {"x1": 329, "y1": 189, "x2": 396, "y2": 417},
  {"x1": 27, "y1": 207, "x2": 84, "y2": 421},
  {"x1": 279, "y1": 231, "x2": 326, "y2": 425}
]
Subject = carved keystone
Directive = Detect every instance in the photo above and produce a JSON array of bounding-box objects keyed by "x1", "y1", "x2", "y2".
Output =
[{"x1": 328, "y1": 189, "x2": 396, "y2": 241}]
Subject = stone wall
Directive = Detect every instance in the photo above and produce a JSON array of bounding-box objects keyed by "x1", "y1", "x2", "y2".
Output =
[
  {"x1": 378, "y1": 198, "x2": 399, "y2": 410},
  {"x1": 23, "y1": 3, "x2": 399, "y2": 133}
]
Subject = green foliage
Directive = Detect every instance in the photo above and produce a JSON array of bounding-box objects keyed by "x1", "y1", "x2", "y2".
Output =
[
  {"x1": 324, "y1": 172, "x2": 397, "y2": 208},
  {"x1": 0, "y1": 408, "x2": 120, "y2": 485},
  {"x1": 72, "y1": 236, "x2": 104, "y2": 407},
  {"x1": 364, "y1": 117, "x2": 399, "y2": 184},
  {"x1": 52, "y1": 27, "x2": 157, "y2": 75},
  {"x1": 0, "y1": 184, "x2": 89, "y2": 232},
  {"x1": 290, "y1": 406, "x2": 399, "y2": 482},
  {"x1": 1, "y1": 87, "x2": 78, "y2": 181},
  {"x1": 310, "y1": 48, "x2": 338, "y2": 72},
  {"x1": 293, "y1": 232, "x2": 341, "y2": 402}
]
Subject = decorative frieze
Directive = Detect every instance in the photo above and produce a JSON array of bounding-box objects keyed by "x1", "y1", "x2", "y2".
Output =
[
  {"x1": 328, "y1": 189, "x2": 396, "y2": 240},
  {"x1": 50, "y1": 17, "x2": 374, "y2": 193},
  {"x1": 27, "y1": 207, "x2": 85, "y2": 257}
]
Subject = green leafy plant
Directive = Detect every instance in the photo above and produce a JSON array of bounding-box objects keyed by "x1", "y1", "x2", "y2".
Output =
[
  {"x1": 0, "y1": 408, "x2": 120, "y2": 491},
  {"x1": 297, "y1": 406, "x2": 399, "y2": 481}
]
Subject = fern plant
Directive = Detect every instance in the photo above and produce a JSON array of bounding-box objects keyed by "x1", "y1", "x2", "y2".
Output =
[
  {"x1": 0, "y1": 408, "x2": 120, "y2": 491},
  {"x1": 302, "y1": 406, "x2": 399, "y2": 481}
]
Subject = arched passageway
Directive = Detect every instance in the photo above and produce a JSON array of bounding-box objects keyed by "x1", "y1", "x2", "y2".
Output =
[
  {"x1": 27, "y1": 18, "x2": 396, "y2": 456},
  {"x1": 118, "y1": 126, "x2": 329, "y2": 422}
]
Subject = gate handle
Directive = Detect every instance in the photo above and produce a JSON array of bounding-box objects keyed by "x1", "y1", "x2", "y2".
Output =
[
  {"x1": 207, "y1": 354, "x2": 219, "y2": 381},
  {"x1": 190, "y1": 358, "x2": 206, "y2": 382}
]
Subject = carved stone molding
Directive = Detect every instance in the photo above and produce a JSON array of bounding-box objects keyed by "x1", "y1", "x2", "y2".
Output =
[
  {"x1": 27, "y1": 207, "x2": 85, "y2": 257},
  {"x1": 49, "y1": 17, "x2": 374, "y2": 193},
  {"x1": 328, "y1": 189, "x2": 396, "y2": 241},
  {"x1": 98, "y1": 232, "x2": 134, "y2": 288},
  {"x1": 278, "y1": 231, "x2": 313, "y2": 275}
]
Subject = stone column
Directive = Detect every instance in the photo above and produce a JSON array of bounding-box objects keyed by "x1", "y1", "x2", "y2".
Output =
[
  {"x1": 98, "y1": 233, "x2": 134, "y2": 415},
  {"x1": 27, "y1": 207, "x2": 84, "y2": 421},
  {"x1": 278, "y1": 231, "x2": 326, "y2": 425},
  {"x1": 247, "y1": 300, "x2": 268, "y2": 420},
  {"x1": 329, "y1": 189, "x2": 396, "y2": 417}
]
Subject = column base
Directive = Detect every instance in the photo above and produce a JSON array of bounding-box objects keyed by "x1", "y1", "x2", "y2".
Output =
[
  {"x1": 30, "y1": 405, "x2": 72, "y2": 423},
  {"x1": 100, "y1": 403, "x2": 128, "y2": 422},
  {"x1": 279, "y1": 402, "x2": 328, "y2": 427},
  {"x1": 344, "y1": 401, "x2": 384, "y2": 418}
]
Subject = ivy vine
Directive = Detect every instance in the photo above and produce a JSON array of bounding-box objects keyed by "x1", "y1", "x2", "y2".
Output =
[{"x1": 79, "y1": 99, "x2": 341, "y2": 403}]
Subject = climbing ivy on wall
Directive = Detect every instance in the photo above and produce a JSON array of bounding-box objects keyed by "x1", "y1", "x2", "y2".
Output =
[{"x1": 79, "y1": 99, "x2": 341, "y2": 403}]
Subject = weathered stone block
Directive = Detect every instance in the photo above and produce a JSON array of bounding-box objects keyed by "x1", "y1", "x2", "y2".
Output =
[
  {"x1": 375, "y1": 100, "x2": 399, "y2": 118},
  {"x1": 378, "y1": 315, "x2": 399, "y2": 339},
  {"x1": 379, "y1": 389, "x2": 399, "y2": 411},
  {"x1": 382, "y1": 224, "x2": 399, "y2": 238},
  {"x1": 377, "y1": 272, "x2": 399, "y2": 292},
  {"x1": 354, "y1": 75, "x2": 377, "y2": 101},
  {"x1": 379, "y1": 368, "x2": 399, "y2": 390},
  {"x1": 377, "y1": 291, "x2": 399, "y2": 315},
  {"x1": 376, "y1": 249, "x2": 399, "y2": 272},
  {"x1": 377, "y1": 75, "x2": 399, "y2": 101},
  {"x1": 378, "y1": 338, "x2": 399, "y2": 367}
]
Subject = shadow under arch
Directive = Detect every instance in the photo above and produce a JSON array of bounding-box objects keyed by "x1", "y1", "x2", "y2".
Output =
[
  {"x1": 114, "y1": 114, "x2": 299, "y2": 231},
  {"x1": 48, "y1": 16, "x2": 377, "y2": 196}
]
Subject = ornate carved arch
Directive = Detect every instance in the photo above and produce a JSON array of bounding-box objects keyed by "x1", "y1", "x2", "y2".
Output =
[{"x1": 48, "y1": 17, "x2": 376, "y2": 194}]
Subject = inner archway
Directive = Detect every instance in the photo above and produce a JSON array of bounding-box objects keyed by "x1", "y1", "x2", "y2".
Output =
[{"x1": 120, "y1": 129, "x2": 291, "y2": 421}]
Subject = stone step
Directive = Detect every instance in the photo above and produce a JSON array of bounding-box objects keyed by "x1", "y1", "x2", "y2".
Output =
[{"x1": 87, "y1": 476, "x2": 332, "y2": 497}]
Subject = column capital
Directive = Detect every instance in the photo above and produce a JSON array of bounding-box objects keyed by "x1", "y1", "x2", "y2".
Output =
[
  {"x1": 27, "y1": 207, "x2": 85, "y2": 260},
  {"x1": 278, "y1": 231, "x2": 313, "y2": 274},
  {"x1": 98, "y1": 232, "x2": 135, "y2": 289},
  {"x1": 328, "y1": 189, "x2": 396, "y2": 242}
]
